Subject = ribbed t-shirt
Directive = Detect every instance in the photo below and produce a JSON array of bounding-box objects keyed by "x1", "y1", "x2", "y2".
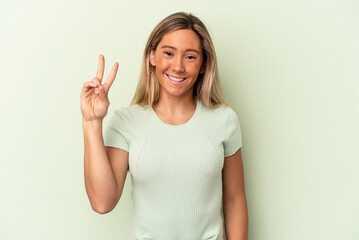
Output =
[{"x1": 104, "y1": 99, "x2": 243, "y2": 240}]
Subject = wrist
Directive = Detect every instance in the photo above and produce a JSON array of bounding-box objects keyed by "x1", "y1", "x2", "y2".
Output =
[{"x1": 82, "y1": 118, "x2": 103, "y2": 127}]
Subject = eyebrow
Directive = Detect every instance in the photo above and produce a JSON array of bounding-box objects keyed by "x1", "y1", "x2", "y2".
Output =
[{"x1": 161, "y1": 45, "x2": 201, "y2": 54}]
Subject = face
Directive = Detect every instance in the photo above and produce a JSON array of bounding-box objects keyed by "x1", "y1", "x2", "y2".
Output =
[{"x1": 150, "y1": 29, "x2": 204, "y2": 100}]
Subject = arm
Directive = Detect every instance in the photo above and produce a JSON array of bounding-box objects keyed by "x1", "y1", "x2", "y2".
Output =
[
  {"x1": 81, "y1": 55, "x2": 128, "y2": 214},
  {"x1": 83, "y1": 121, "x2": 129, "y2": 214},
  {"x1": 222, "y1": 148, "x2": 248, "y2": 240}
]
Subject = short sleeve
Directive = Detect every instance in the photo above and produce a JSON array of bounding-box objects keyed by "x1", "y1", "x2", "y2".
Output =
[
  {"x1": 103, "y1": 109, "x2": 130, "y2": 152},
  {"x1": 223, "y1": 110, "x2": 243, "y2": 157}
]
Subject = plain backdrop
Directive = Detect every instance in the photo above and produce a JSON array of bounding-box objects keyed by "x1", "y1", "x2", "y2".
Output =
[{"x1": 0, "y1": 0, "x2": 358, "y2": 239}]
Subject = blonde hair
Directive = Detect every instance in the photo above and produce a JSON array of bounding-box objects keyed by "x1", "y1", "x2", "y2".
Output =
[{"x1": 130, "y1": 12, "x2": 229, "y2": 109}]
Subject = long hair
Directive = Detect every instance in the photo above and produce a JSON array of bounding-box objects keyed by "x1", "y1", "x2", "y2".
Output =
[{"x1": 130, "y1": 12, "x2": 229, "y2": 109}]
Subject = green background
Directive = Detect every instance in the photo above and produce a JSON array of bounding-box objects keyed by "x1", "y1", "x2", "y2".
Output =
[{"x1": 1, "y1": 0, "x2": 358, "y2": 239}]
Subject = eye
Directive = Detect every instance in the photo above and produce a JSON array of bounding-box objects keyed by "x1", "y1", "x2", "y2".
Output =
[
  {"x1": 164, "y1": 51, "x2": 173, "y2": 56},
  {"x1": 186, "y1": 55, "x2": 196, "y2": 60}
]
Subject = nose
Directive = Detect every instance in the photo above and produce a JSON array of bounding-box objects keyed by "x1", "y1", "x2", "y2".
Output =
[{"x1": 172, "y1": 56, "x2": 184, "y2": 73}]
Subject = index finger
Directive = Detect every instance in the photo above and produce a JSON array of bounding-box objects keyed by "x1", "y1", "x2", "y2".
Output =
[
  {"x1": 96, "y1": 54, "x2": 105, "y2": 80},
  {"x1": 104, "y1": 62, "x2": 119, "y2": 90}
]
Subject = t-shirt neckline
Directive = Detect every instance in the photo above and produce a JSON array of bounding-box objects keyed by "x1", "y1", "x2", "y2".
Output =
[{"x1": 150, "y1": 100, "x2": 201, "y2": 128}]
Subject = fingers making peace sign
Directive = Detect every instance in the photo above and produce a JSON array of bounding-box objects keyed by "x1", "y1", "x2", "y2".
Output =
[{"x1": 81, "y1": 55, "x2": 119, "y2": 123}]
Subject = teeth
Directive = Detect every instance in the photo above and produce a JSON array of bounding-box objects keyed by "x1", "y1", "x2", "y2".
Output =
[{"x1": 167, "y1": 74, "x2": 185, "y2": 82}]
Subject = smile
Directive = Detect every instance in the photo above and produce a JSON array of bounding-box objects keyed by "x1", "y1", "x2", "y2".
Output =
[{"x1": 166, "y1": 74, "x2": 186, "y2": 82}]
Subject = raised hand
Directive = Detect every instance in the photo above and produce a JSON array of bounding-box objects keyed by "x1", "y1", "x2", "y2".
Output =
[{"x1": 81, "y1": 55, "x2": 119, "y2": 123}]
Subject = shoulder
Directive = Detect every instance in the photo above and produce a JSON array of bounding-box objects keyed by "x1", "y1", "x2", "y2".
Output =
[
  {"x1": 109, "y1": 104, "x2": 150, "y2": 127},
  {"x1": 113, "y1": 104, "x2": 149, "y2": 118},
  {"x1": 196, "y1": 102, "x2": 242, "y2": 156},
  {"x1": 199, "y1": 102, "x2": 239, "y2": 124}
]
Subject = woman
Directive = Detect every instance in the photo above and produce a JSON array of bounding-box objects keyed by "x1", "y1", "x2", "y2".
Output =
[{"x1": 81, "y1": 12, "x2": 248, "y2": 240}]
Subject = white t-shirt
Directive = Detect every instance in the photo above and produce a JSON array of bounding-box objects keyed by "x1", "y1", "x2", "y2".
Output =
[{"x1": 104, "y1": 99, "x2": 243, "y2": 240}]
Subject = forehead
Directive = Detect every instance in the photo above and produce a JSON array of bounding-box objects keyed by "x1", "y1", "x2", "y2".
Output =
[{"x1": 158, "y1": 29, "x2": 202, "y2": 52}]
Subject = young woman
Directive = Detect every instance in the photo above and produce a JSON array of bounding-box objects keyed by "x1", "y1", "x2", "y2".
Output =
[{"x1": 81, "y1": 12, "x2": 248, "y2": 240}]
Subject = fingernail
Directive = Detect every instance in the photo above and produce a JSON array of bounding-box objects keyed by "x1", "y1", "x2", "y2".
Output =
[{"x1": 95, "y1": 89, "x2": 98, "y2": 94}]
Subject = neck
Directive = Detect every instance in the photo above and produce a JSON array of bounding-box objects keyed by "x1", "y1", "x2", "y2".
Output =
[
  {"x1": 153, "y1": 90, "x2": 196, "y2": 116},
  {"x1": 152, "y1": 95, "x2": 197, "y2": 126}
]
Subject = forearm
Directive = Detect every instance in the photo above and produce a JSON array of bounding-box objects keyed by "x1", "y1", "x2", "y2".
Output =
[
  {"x1": 82, "y1": 121, "x2": 118, "y2": 213},
  {"x1": 223, "y1": 198, "x2": 248, "y2": 240}
]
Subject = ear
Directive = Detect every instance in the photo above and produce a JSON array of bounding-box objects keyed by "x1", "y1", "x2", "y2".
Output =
[{"x1": 150, "y1": 50, "x2": 156, "y2": 66}]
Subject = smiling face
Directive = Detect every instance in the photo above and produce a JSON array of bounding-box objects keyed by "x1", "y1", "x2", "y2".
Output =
[{"x1": 150, "y1": 29, "x2": 204, "y2": 101}]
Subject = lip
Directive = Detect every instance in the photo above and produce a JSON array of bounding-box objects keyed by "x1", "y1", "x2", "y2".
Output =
[{"x1": 166, "y1": 74, "x2": 187, "y2": 84}]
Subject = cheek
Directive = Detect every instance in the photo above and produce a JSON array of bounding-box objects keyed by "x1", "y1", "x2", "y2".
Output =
[
  {"x1": 187, "y1": 63, "x2": 202, "y2": 75},
  {"x1": 155, "y1": 59, "x2": 169, "y2": 79},
  {"x1": 155, "y1": 56, "x2": 170, "y2": 69}
]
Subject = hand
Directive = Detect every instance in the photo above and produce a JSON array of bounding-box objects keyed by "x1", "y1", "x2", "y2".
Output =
[{"x1": 81, "y1": 55, "x2": 119, "y2": 123}]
